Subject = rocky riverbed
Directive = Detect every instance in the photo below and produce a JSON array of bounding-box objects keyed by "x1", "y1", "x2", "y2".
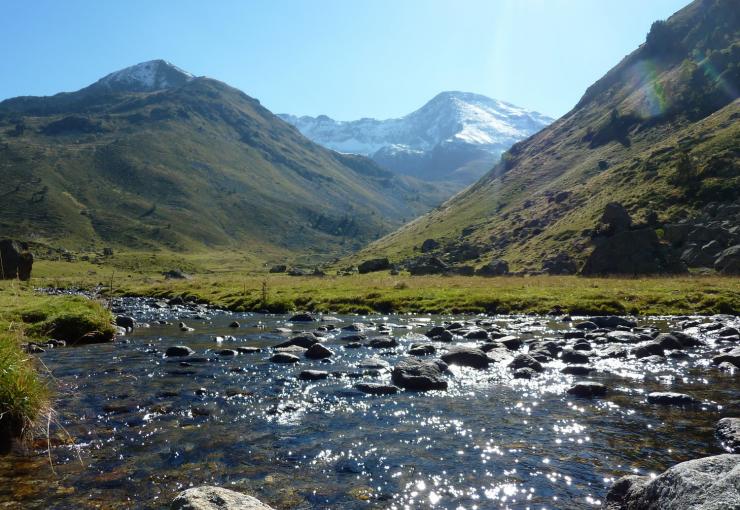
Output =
[{"x1": 1, "y1": 296, "x2": 739, "y2": 509}]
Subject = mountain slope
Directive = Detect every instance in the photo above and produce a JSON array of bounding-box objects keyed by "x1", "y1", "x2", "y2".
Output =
[
  {"x1": 0, "y1": 60, "x2": 448, "y2": 262},
  {"x1": 279, "y1": 92, "x2": 551, "y2": 184},
  {"x1": 353, "y1": 0, "x2": 739, "y2": 271}
]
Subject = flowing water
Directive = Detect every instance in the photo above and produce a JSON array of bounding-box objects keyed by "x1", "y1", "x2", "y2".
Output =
[{"x1": 1, "y1": 298, "x2": 738, "y2": 509}]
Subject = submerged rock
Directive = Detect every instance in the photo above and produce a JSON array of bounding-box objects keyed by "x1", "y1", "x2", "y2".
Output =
[
  {"x1": 605, "y1": 454, "x2": 740, "y2": 510},
  {"x1": 171, "y1": 486, "x2": 275, "y2": 510},
  {"x1": 269, "y1": 353, "x2": 300, "y2": 364},
  {"x1": 299, "y1": 370, "x2": 329, "y2": 381},
  {"x1": 305, "y1": 343, "x2": 334, "y2": 359}
]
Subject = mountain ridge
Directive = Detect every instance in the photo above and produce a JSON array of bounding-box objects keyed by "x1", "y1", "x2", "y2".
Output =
[
  {"x1": 279, "y1": 91, "x2": 552, "y2": 183},
  {"x1": 0, "y1": 62, "x2": 453, "y2": 264},
  {"x1": 350, "y1": 0, "x2": 739, "y2": 273}
]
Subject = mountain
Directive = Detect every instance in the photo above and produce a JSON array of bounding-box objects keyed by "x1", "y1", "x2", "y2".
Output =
[
  {"x1": 279, "y1": 92, "x2": 552, "y2": 184},
  {"x1": 351, "y1": 0, "x2": 739, "y2": 272},
  {"x1": 0, "y1": 60, "x2": 451, "y2": 263}
]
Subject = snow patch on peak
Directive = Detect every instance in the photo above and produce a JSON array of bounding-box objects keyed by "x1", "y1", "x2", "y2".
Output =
[{"x1": 95, "y1": 60, "x2": 194, "y2": 92}]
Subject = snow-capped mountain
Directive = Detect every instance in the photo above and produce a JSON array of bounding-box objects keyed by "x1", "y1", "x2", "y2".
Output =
[
  {"x1": 87, "y1": 60, "x2": 194, "y2": 93},
  {"x1": 279, "y1": 92, "x2": 552, "y2": 183}
]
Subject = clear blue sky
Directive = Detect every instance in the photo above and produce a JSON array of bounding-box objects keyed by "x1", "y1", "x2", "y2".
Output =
[{"x1": 1, "y1": 0, "x2": 688, "y2": 120}]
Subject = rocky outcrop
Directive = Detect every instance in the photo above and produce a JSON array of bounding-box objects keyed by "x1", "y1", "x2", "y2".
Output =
[
  {"x1": 0, "y1": 240, "x2": 33, "y2": 281},
  {"x1": 715, "y1": 245, "x2": 740, "y2": 274},
  {"x1": 357, "y1": 258, "x2": 391, "y2": 274},
  {"x1": 171, "y1": 486, "x2": 274, "y2": 510},
  {"x1": 406, "y1": 256, "x2": 449, "y2": 275},
  {"x1": 605, "y1": 454, "x2": 740, "y2": 510},
  {"x1": 542, "y1": 252, "x2": 577, "y2": 275},
  {"x1": 475, "y1": 259, "x2": 509, "y2": 276},
  {"x1": 582, "y1": 204, "x2": 686, "y2": 275}
]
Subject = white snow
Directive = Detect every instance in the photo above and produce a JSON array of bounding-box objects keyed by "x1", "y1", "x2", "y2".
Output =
[
  {"x1": 97, "y1": 60, "x2": 193, "y2": 91},
  {"x1": 279, "y1": 91, "x2": 552, "y2": 158}
]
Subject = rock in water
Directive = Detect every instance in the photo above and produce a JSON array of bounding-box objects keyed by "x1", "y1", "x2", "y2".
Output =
[
  {"x1": 391, "y1": 358, "x2": 448, "y2": 391},
  {"x1": 171, "y1": 486, "x2": 275, "y2": 509},
  {"x1": 165, "y1": 346, "x2": 195, "y2": 357},
  {"x1": 647, "y1": 392, "x2": 699, "y2": 407},
  {"x1": 441, "y1": 347, "x2": 491, "y2": 369},
  {"x1": 604, "y1": 454, "x2": 740, "y2": 510},
  {"x1": 716, "y1": 418, "x2": 740, "y2": 453},
  {"x1": 567, "y1": 381, "x2": 607, "y2": 398},
  {"x1": 0, "y1": 239, "x2": 33, "y2": 280}
]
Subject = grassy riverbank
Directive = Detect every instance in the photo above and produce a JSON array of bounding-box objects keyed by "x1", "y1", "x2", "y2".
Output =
[
  {"x1": 0, "y1": 282, "x2": 114, "y2": 449},
  {"x1": 29, "y1": 259, "x2": 740, "y2": 316}
]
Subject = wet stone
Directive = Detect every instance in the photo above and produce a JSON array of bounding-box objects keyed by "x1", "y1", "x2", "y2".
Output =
[
  {"x1": 561, "y1": 365, "x2": 594, "y2": 376},
  {"x1": 165, "y1": 346, "x2": 195, "y2": 357},
  {"x1": 499, "y1": 336, "x2": 523, "y2": 350},
  {"x1": 509, "y1": 353, "x2": 543, "y2": 372},
  {"x1": 441, "y1": 347, "x2": 491, "y2": 369},
  {"x1": 560, "y1": 349, "x2": 590, "y2": 364},
  {"x1": 391, "y1": 358, "x2": 448, "y2": 391},
  {"x1": 305, "y1": 343, "x2": 334, "y2": 359},
  {"x1": 367, "y1": 337, "x2": 399, "y2": 349},
  {"x1": 355, "y1": 383, "x2": 400, "y2": 395},
  {"x1": 513, "y1": 367, "x2": 536, "y2": 379},
  {"x1": 299, "y1": 370, "x2": 329, "y2": 381},
  {"x1": 408, "y1": 344, "x2": 436, "y2": 356},
  {"x1": 269, "y1": 353, "x2": 300, "y2": 364},
  {"x1": 647, "y1": 392, "x2": 699, "y2": 406},
  {"x1": 715, "y1": 418, "x2": 740, "y2": 453},
  {"x1": 567, "y1": 382, "x2": 607, "y2": 398}
]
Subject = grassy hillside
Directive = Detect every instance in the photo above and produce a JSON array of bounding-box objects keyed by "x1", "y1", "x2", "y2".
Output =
[
  {"x1": 0, "y1": 71, "x2": 448, "y2": 264},
  {"x1": 351, "y1": 0, "x2": 739, "y2": 271}
]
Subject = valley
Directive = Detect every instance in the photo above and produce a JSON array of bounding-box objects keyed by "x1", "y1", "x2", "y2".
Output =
[{"x1": 0, "y1": 0, "x2": 738, "y2": 509}]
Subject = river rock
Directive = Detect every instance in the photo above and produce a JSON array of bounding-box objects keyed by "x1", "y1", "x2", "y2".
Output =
[
  {"x1": 604, "y1": 454, "x2": 740, "y2": 510},
  {"x1": 299, "y1": 370, "x2": 329, "y2": 381},
  {"x1": 513, "y1": 367, "x2": 536, "y2": 379},
  {"x1": 356, "y1": 357, "x2": 390, "y2": 370},
  {"x1": 115, "y1": 315, "x2": 136, "y2": 330},
  {"x1": 589, "y1": 316, "x2": 637, "y2": 329},
  {"x1": 367, "y1": 336, "x2": 398, "y2": 348},
  {"x1": 355, "y1": 383, "x2": 400, "y2": 395},
  {"x1": 561, "y1": 365, "x2": 594, "y2": 375},
  {"x1": 647, "y1": 392, "x2": 699, "y2": 406},
  {"x1": 216, "y1": 349, "x2": 238, "y2": 356},
  {"x1": 275, "y1": 334, "x2": 318, "y2": 349},
  {"x1": 171, "y1": 486, "x2": 275, "y2": 510},
  {"x1": 441, "y1": 347, "x2": 491, "y2": 369},
  {"x1": 509, "y1": 353, "x2": 543, "y2": 372},
  {"x1": 561, "y1": 349, "x2": 590, "y2": 364},
  {"x1": 72, "y1": 330, "x2": 114, "y2": 345},
  {"x1": 236, "y1": 346, "x2": 260, "y2": 354},
  {"x1": 305, "y1": 343, "x2": 334, "y2": 359},
  {"x1": 408, "y1": 344, "x2": 436, "y2": 356},
  {"x1": 716, "y1": 418, "x2": 740, "y2": 453},
  {"x1": 498, "y1": 336, "x2": 523, "y2": 350},
  {"x1": 289, "y1": 313, "x2": 315, "y2": 322},
  {"x1": 391, "y1": 358, "x2": 448, "y2": 391},
  {"x1": 634, "y1": 341, "x2": 665, "y2": 358},
  {"x1": 713, "y1": 347, "x2": 740, "y2": 368},
  {"x1": 269, "y1": 353, "x2": 300, "y2": 364},
  {"x1": 606, "y1": 331, "x2": 641, "y2": 343},
  {"x1": 567, "y1": 381, "x2": 607, "y2": 398}
]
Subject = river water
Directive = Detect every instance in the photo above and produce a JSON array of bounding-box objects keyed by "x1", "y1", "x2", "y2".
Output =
[{"x1": 1, "y1": 298, "x2": 738, "y2": 509}]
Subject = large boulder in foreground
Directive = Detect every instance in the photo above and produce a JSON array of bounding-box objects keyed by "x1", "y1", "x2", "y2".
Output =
[
  {"x1": 171, "y1": 486, "x2": 274, "y2": 510},
  {"x1": 605, "y1": 454, "x2": 740, "y2": 510},
  {"x1": 0, "y1": 240, "x2": 33, "y2": 281},
  {"x1": 582, "y1": 229, "x2": 686, "y2": 275}
]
